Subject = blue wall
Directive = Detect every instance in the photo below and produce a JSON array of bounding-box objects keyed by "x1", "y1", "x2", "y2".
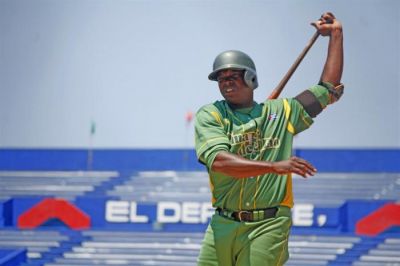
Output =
[
  {"x1": 0, "y1": 149, "x2": 202, "y2": 171},
  {"x1": 295, "y1": 149, "x2": 400, "y2": 173},
  {"x1": 0, "y1": 149, "x2": 399, "y2": 172}
]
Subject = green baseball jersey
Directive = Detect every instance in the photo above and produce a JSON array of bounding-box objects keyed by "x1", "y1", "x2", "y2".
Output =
[{"x1": 195, "y1": 85, "x2": 329, "y2": 211}]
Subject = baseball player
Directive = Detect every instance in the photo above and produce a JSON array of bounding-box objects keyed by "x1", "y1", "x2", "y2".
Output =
[{"x1": 195, "y1": 12, "x2": 343, "y2": 266}]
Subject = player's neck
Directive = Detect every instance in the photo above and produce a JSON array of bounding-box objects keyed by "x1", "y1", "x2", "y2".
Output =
[{"x1": 227, "y1": 101, "x2": 255, "y2": 110}]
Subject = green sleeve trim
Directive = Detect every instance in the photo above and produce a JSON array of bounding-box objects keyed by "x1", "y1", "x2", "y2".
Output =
[
  {"x1": 202, "y1": 145, "x2": 229, "y2": 169},
  {"x1": 299, "y1": 111, "x2": 313, "y2": 128},
  {"x1": 196, "y1": 137, "x2": 230, "y2": 159},
  {"x1": 308, "y1": 85, "x2": 329, "y2": 108}
]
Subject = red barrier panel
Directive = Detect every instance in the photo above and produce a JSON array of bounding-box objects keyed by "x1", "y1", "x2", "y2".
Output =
[
  {"x1": 17, "y1": 198, "x2": 90, "y2": 230},
  {"x1": 356, "y1": 203, "x2": 400, "y2": 236}
]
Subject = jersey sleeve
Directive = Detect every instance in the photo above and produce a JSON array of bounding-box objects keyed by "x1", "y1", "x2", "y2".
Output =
[
  {"x1": 285, "y1": 84, "x2": 330, "y2": 135},
  {"x1": 308, "y1": 84, "x2": 330, "y2": 108},
  {"x1": 194, "y1": 105, "x2": 231, "y2": 169}
]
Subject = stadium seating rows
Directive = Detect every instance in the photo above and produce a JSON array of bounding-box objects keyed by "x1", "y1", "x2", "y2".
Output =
[
  {"x1": 107, "y1": 171, "x2": 400, "y2": 206},
  {"x1": 1, "y1": 171, "x2": 399, "y2": 205},
  {"x1": 0, "y1": 171, "x2": 119, "y2": 201},
  {"x1": 0, "y1": 229, "x2": 395, "y2": 265}
]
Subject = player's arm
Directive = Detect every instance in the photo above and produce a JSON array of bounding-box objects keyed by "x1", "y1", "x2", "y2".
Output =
[
  {"x1": 295, "y1": 13, "x2": 344, "y2": 118},
  {"x1": 212, "y1": 151, "x2": 316, "y2": 179},
  {"x1": 313, "y1": 12, "x2": 344, "y2": 104}
]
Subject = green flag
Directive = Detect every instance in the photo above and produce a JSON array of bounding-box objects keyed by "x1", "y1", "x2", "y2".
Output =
[{"x1": 90, "y1": 121, "x2": 96, "y2": 136}]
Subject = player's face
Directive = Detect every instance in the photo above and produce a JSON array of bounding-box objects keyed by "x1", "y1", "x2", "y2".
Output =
[{"x1": 217, "y1": 69, "x2": 254, "y2": 109}]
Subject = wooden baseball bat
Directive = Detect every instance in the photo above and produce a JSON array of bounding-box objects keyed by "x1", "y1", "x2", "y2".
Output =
[{"x1": 268, "y1": 31, "x2": 320, "y2": 99}]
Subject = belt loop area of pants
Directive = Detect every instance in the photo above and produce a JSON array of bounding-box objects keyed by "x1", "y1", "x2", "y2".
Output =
[{"x1": 216, "y1": 207, "x2": 279, "y2": 222}]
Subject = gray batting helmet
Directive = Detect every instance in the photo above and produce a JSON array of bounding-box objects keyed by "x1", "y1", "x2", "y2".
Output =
[{"x1": 208, "y1": 50, "x2": 258, "y2": 89}]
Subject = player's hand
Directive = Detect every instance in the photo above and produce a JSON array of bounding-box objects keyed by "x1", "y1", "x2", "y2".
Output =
[
  {"x1": 271, "y1": 156, "x2": 317, "y2": 178},
  {"x1": 311, "y1": 12, "x2": 342, "y2": 36}
]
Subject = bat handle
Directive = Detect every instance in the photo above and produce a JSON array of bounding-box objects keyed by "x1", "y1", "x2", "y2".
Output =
[{"x1": 268, "y1": 31, "x2": 321, "y2": 100}]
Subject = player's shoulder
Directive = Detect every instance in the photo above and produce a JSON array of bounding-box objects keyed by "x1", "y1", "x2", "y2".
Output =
[
  {"x1": 263, "y1": 98, "x2": 305, "y2": 116},
  {"x1": 195, "y1": 101, "x2": 228, "y2": 127},
  {"x1": 196, "y1": 101, "x2": 229, "y2": 125},
  {"x1": 265, "y1": 98, "x2": 300, "y2": 108},
  {"x1": 264, "y1": 98, "x2": 285, "y2": 109},
  {"x1": 197, "y1": 100, "x2": 226, "y2": 115}
]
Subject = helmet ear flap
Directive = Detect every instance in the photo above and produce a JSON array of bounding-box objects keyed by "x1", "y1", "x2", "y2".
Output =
[{"x1": 244, "y1": 70, "x2": 258, "y2": 90}]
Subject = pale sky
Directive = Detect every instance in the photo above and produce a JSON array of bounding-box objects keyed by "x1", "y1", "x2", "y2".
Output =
[{"x1": 1, "y1": 0, "x2": 399, "y2": 148}]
